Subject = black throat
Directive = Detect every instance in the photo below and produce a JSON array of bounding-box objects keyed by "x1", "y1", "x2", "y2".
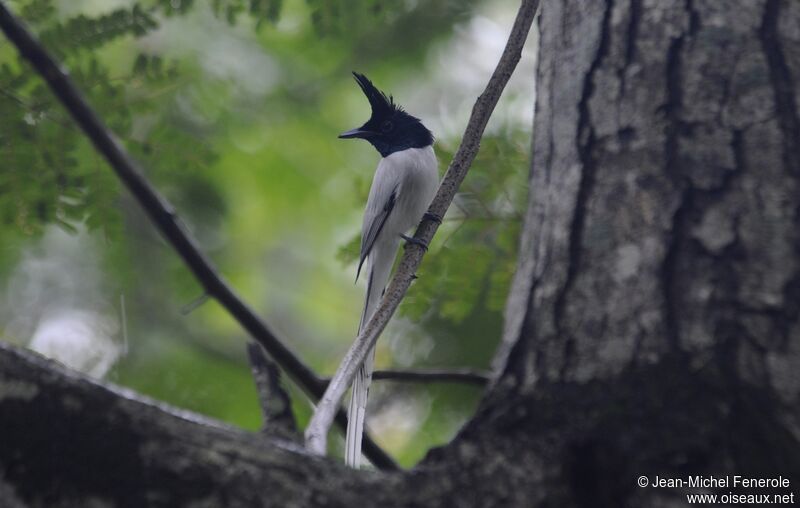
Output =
[{"x1": 369, "y1": 125, "x2": 433, "y2": 157}]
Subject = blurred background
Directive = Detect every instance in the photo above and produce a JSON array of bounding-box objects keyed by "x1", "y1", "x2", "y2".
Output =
[{"x1": 0, "y1": 0, "x2": 536, "y2": 466}]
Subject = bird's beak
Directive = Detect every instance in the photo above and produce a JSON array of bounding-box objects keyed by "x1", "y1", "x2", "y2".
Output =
[{"x1": 339, "y1": 128, "x2": 375, "y2": 139}]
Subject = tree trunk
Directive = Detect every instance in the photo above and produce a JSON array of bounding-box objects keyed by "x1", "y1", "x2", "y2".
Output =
[{"x1": 1, "y1": 0, "x2": 799, "y2": 506}]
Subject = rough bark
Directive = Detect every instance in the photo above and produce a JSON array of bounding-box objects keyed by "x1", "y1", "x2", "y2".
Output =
[
  {"x1": 2, "y1": 0, "x2": 800, "y2": 506},
  {"x1": 495, "y1": 0, "x2": 800, "y2": 496}
]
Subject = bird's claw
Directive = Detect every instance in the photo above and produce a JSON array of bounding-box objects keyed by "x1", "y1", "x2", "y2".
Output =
[
  {"x1": 423, "y1": 212, "x2": 442, "y2": 224},
  {"x1": 401, "y1": 233, "x2": 428, "y2": 251}
]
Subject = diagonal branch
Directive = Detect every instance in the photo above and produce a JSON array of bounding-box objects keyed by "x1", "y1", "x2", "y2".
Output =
[
  {"x1": 305, "y1": 0, "x2": 541, "y2": 456},
  {"x1": 371, "y1": 368, "x2": 490, "y2": 386},
  {"x1": 0, "y1": 2, "x2": 397, "y2": 470}
]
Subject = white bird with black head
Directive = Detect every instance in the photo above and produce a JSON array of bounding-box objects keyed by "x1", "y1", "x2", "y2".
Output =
[{"x1": 339, "y1": 72, "x2": 439, "y2": 468}]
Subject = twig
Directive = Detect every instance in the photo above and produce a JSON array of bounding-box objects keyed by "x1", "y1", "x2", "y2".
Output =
[
  {"x1": 0, "y1": 2, "x2": 397, "y2": 470},
  {"x1": 372, "y1": 368, "x2": 489, "y2": 386},
  {"x1": 246, "y1": 341, "x2": 298, "y2": 439},
  {"x1": 181, "y1": 292, "x2": 210, "y2": 315},
  {"x1": 0, "y1": 86, "x2": 74, "y2": 128},
  {"x1": 304, "y1": 0, "x2": 540, "y2": 456},
  {"x1": 119, "y1": 294, "x2": 128, "y2": 356}
]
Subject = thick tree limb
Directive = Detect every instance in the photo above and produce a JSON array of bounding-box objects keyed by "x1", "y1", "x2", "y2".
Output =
[
  {"x1": 0, "y1": 2, "x2": 396, "y2": 470},
  {"x1": 304, "y1": 0, "x2": 541, "y2": 455},
  {"x1": 0, "y1": 341, "x2": 368, "y2": 507}
]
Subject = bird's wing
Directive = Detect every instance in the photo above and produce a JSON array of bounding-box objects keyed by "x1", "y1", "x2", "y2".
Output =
[
  {"x1": 356, "y1": 182, "x2": 397, "y2": 281},
  {"x1": 348, "y1": 161, "x2": 400, "y2": 468}
]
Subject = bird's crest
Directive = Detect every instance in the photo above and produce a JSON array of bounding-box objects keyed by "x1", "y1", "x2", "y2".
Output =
[{"x1": 352, "y1": 72, "x2": 402, "y2": 116}]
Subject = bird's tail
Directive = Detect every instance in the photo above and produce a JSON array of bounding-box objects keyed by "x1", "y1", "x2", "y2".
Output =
[
  {"x1": 345, "y1": 243, "x2": 395, "y2": 468},
  {"x1": 344, "y1": 345, "x2": 374, "y2": 467}
]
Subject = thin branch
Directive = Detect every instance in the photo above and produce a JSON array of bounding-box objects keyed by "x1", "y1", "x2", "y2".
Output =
[
  {"x1": 0, "y1": 86, "x2": 74, "y2": 128},
  {"x1": 305, "y1": 0, "x2": 541, "y2": 455},
  {"x1": 0, "y1": 2, "x2": 397, "y2": 470},
  {"x1": 119, "y1": 294, "x2": 129, "y2": 356},
  {"x1": 372, "y1": 368, "x2": 489, "y2": 386},
  {"x1": 246, "y1": 341, "x2": 299, "y2": 439},
  {"x1": 443, "y1": 215, "x2": 522, "y2": 223},
  {"x1": 180, "y1": 292, "x2": 210, "y2": 315}
]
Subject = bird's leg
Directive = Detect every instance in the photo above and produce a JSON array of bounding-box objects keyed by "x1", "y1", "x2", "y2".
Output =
[
  {"x1": 400, "y1": 233, "x2": 428, "y2": 251},
  {"x1": 423, "y1": 212, "x2": 442, "y2": 224}
]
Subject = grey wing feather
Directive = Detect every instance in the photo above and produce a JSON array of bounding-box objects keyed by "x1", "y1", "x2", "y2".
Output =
[{"x1": 356, "y1": 187, "x2": 397, "y2": 282}]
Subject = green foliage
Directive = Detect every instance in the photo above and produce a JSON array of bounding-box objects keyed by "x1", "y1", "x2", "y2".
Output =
[
  {"x1": 38, "y1": 5, "x2": 157, "y2": 56},
  {"x1": 408, "y1": 134, "x2": 528, "y2": 324},
  {"x1": 306, "y1": 0, "x2": 399, "y2": 36},
  {"x1": 131, "y1": 53, "x2": 180, "y2": 81},
  {"x1": 155, "y1": 0, "x2": 195, "y2": 16},
  {"x1": 0, "y1": 63, "x2": 114, "y2": 237},
  {"x1": 210, "y1": 0, "x2": 282, "y2": 27},
  {"x1": 114, "y1": 337, "x2": 262, "y2": 431},
  {"x1": 0, "y1": 0, "x2": 158, "y2": 240},
  {"x1": 18, "y1": 0, "x2": 55, "y2": 24},
  {"x1": 335, "y1": 232, "x2": 361, "y2": 267}
]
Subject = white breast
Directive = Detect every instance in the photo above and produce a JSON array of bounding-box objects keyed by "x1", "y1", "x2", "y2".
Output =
[{"x1": 368, "y1": 146, "x2": 438, "y2": 242}]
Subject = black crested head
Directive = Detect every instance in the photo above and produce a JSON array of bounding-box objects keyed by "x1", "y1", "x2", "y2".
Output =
[{"x1": 339, "y1": 72, "x2": 434, "y2": 158}]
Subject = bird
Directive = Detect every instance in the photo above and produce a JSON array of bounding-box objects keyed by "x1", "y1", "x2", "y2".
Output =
[{"x1": 338, "y1": 72, "x2": 439, "y2": 468}]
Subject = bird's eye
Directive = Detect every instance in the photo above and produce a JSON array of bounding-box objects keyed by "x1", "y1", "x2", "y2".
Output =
[{"x1": 381, "y1": 120, "x2": 394, "y2": 133}]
